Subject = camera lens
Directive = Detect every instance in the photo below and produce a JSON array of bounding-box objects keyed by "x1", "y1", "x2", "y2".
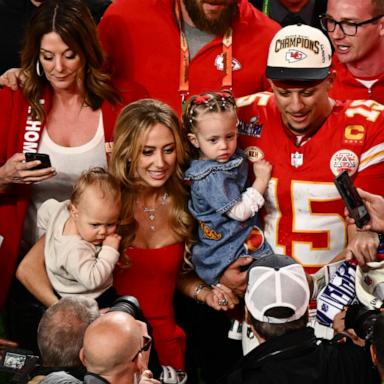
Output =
[
  {"x1": 345, "y1": 304, "x2": 379, "y2": 341},
  {"x1": 108, "y1": 295, "x2": 144, "y2": 321}
]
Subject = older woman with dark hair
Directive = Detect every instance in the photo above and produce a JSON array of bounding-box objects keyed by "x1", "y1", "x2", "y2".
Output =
[
  {"x1": 0, "y1": 0, "x2": 144, "y2": 350},
  {"x1": 0, "y1": 0, "x2": 112, "y2": 74}
]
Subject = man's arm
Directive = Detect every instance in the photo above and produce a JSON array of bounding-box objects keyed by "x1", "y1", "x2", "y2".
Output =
[
  {"x1": 345, "y1": 221, "x2": 380, "y2": 265},
  {"x1": 219, "y1": 256, "x2": 253, "y2": 297},
  {"x1": 0, "y1": 68, "x2": 24, "y2": 90}
]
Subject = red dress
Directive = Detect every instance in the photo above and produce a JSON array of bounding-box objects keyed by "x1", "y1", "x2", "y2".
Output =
[{"x1": 113, "y1": 243, "x2": 186, "y2": 369}]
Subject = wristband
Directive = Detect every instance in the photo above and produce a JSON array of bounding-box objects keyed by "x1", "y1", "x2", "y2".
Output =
[{"x1": 192, "y1": 283, "x2": 210, "y2": 303}]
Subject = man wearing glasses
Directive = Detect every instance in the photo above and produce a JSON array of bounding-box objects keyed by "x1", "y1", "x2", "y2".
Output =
[
  {"x1": 321, "y1": 0, "x2": 384, "y2": 103},
  {"x1": 79, "y1": 311, "x2": 159, "y2": 384}
]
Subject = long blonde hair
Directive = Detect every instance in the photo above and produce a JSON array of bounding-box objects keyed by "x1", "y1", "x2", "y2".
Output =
[{"x1": 110, "y1": 99, "x2": 195, "y2": 256}]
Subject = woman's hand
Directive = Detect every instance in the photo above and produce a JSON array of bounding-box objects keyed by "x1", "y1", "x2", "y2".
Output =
[
  {"x1": 176, "y1": 271, "x2": 239, "y2": 311},
  {"x1": 200, "y1": 283, "x2": 239, "y2": 311},
  {"x1": 16, "y1": 235, "x2": 59, "y2": 307},
  {"x1": 0, "y1": 153, "x2": 56, "y2": 188}
]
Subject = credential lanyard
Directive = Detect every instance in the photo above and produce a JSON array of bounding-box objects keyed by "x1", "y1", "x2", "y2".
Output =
[
  {"x1": 175, "y1": 0, "x2": 233, "y2": 110},
  {"x1": 262, "y1": 0, "x2": 270, "y2": 15}
]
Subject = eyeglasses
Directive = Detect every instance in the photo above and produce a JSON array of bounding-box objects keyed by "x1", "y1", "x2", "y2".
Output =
[
  {"x1": 131, "y1": 336, "x2": 152, "y2": 362},
  {"x1": 320, "y1": 14, "x2": 383, "y2": 36}
]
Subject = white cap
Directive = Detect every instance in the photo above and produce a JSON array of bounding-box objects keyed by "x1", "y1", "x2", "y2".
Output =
[
  {"x1": 355, "y1": 261, "x2": 384, "y2": 310},
  {"x1": 245, "y1": 254, "x2": 310, "y2": 324},
  {"x1": 266, "y1": 24, "x2": 332, "y2": 81}
]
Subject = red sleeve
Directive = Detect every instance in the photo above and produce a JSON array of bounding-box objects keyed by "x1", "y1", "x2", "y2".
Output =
[
  {"x1": 98, "y1": 3, "x2": 133, "y2": 81},
  {"x1": 0, "y1": 87, "x2": 13, "y2": 166},
  {"x1": 352, "y1": 102, "x2": 384, "y2": 196}
]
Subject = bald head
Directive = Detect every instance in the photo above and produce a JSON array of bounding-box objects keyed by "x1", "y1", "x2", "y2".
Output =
[{"x1": 81, "y1": 312, "x2": 143, "y2": 379}]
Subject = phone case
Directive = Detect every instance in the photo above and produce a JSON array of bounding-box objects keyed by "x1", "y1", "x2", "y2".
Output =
[
  {"x1": 25, "y1": 153, "x2": 51, "y2": 170},
  {"x1": 334, "y1": 171, "x2": 370, "y2": 228}
]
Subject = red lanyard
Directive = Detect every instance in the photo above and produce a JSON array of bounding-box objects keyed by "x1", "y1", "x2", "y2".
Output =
[{"x1": 174, "y1": 0, "x2": 233, "y2": 108}]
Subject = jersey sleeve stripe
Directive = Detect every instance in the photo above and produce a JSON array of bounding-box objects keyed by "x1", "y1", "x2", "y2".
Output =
[
  {"x1": 358, "y1": 143, "x2": 384, "y2": 172},
  {"x1": 236, "y1": 94, "x2": 259, "y2": 107}
]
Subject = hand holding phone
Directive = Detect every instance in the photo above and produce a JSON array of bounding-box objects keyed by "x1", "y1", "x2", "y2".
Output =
[
  {"x1": 334, "y1": 171, "x2": 370, "y2": 229},
  {"x1": 25, "y1": 152, "x2": 51, "y2": 170}
]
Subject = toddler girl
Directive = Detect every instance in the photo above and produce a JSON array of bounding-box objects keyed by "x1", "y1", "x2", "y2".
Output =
[{"x1": 183, "y1": 91, "x2": 273, "y2": 285}]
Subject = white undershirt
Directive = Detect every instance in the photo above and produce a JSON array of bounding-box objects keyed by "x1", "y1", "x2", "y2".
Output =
[
  {"x1": 355, "y1": 78, "x2": 379, "y2": 90},
  {"x1": 20, "y1": 111, "x2": 107, "y2": 254}
]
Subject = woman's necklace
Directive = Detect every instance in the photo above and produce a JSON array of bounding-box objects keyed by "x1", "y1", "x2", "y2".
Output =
[{"x1": 142, "y1": 192, "x2": 169, "y2": 231}]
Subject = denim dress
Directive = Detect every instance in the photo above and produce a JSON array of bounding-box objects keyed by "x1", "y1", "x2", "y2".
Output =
[{"x1": 185, "y1": 149, "x2": 271, "y2": 284}]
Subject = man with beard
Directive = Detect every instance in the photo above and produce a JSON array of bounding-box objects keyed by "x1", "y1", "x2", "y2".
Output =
[
  {"x1": 98, "y1": 0, "x2": 280, "y2": 115},
  {"x1": 322, "y1": 0, "x2": 384, "y2": 103}
]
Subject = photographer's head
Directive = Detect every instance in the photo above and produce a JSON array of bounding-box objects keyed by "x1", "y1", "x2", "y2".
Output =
[
  {"x1": 371, "y1": 313, "x2": 384, "y2": 379},
  {"x1": 37, "y1": 296, "x2": 99, "y2": 368},
  {"x1": 245, "y1": 254, "x2": 310, "y2": 342},
  {"x1": 80, "y1": 311, "x2": 149, "y2": 384}
]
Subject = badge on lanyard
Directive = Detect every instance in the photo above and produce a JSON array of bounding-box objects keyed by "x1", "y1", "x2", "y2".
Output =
[{"x1": 291, "y1": 152, "x2": 304, "y2": 168}]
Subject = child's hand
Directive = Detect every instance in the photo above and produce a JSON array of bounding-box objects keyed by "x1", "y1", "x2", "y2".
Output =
[
  {"x1": 103, "y1": 233, "x2": 121, "y2": 250},
  {"x1": 252, "y1": 159, "x2": 272, "y2": 194}
]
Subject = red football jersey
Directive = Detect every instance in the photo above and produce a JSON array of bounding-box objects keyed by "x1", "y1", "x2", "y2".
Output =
[{"x1": 237, "y1": 93, "x2": 384, "y2": 271}]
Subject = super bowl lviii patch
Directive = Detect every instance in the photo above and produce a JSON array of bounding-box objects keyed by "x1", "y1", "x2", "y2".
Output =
[{"x1": 238, "y1": 116, "x2": 263, "y2": 137}]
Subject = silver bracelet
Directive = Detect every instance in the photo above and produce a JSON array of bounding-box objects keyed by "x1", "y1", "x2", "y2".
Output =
[{"x1": 192, "y1": 282, "x2": 210, "y2": 303}]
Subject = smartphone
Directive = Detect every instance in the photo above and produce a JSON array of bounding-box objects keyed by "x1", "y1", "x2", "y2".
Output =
[
  {"x1": 25, "y1": 152, "x2": 51, "y2": 170},
  {"x1": 334, "y1": 170, "x2": 370, "y2": 228}
]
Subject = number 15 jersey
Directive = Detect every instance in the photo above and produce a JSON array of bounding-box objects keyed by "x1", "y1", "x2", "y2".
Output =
[{"x1": 237, "y1": 92, "x2": 384, "y2": 272}]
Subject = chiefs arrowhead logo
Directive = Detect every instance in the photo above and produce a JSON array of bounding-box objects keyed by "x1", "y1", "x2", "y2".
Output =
[{"x1": 285, "y1": 49, "x2": 307, "y2": 63}]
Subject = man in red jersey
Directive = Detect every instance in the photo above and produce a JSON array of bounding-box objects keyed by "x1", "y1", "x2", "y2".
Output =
[
  {"x1": 321, "y1": 0, "x2": 384, "y2": 103},
  {"x1": 225, "y1": 23, "x2": 384, "y2": 355},
  {"x1": 234, "y1": 24, "x2": 384, "y2": 279},
  {"x1": 98, "y1": 0, "x2": 280, "y2": 115}
]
